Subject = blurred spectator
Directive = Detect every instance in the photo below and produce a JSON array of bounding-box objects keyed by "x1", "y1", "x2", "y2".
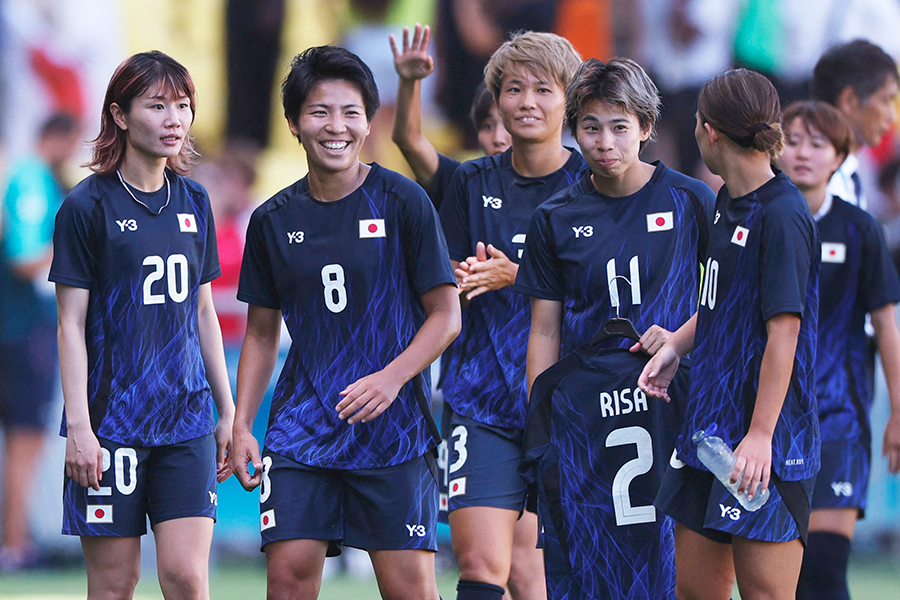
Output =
[
  {"x1": 225, "y1": 0, "x2": 285, "y2": 148},
  {"x1": 0, "y1": 112, "x2": 80, "y2": 571},
  {"x1": 191, "y1": 144, "x2": 260, "y2": 345}
]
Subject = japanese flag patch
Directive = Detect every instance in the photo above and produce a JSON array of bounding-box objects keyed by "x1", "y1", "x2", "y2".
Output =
[
  {"x1": 448, "y1": 477, "x2": 467, "y2": 498},
  {"x1": 86, "y1": 505, "x2": 113, "y2": 523},
  {"x1": 439, "y1": 493, "x2": 449, "y2": 512},
  {"x1": 261, "y1": 509, "x2": 276, "y2": 531},
  {"x1": 646, "y1": 211, "x2": 674, "y2": 232},
  {"x1": 731, "y1": 226, "x2": 749, "y2": 247},
  {"x1": 178, "y1": 213, "x2": 198, "y2": 233},
  {"x1": 359, "y1": 219, "x2": 386, "y2": 238},
  {"x1": 821, "y1": 242, "x2": 846, "y2": 263}
]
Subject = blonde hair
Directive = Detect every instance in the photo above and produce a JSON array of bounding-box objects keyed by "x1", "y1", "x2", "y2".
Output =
[{"x1": 484, "y1": 31, "x2": 582, "y2": 100}]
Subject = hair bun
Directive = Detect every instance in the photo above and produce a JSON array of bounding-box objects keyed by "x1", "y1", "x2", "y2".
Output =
[{"x1": 750, "y1": 122, "x2": 771, "y2": 136}]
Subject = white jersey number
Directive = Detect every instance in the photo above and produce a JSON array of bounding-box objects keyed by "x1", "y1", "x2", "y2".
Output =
[
  {"x1": 699, "y1": 257, "x2": 719, "y2": 310},
  {"x1": 87, "y1": 447, "x2": 138, "y2": 497},
  {"x1": 321, "y1": 264, "x2": 348, "y2": 314},
  {"x1": 142, "y1": 254, "x2": 189, "y2": 305},
  {"x1": 259, "y1": 455, "x2": 274, "y2": 503},
  {"x1": 606, "y1": 426, "x2": 656, "y2": 526},
  {"x1": 607, "y1": 256, "x2": 642, "y2": 308}
]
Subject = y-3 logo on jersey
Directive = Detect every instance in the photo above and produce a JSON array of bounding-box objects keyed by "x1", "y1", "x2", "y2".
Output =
[
  {"x1": 572, "y1": 225, "x2": 593, "y2": 238},
  {"x1": 406, "y1": 524, "x2": 426, "y2": 537},
  {"x1": 116, "y1": 219, "x2": 138, "y2": 232},
  {"x1": 719, "y1": 504, "x2": 741, "y2": 521},
  {"x1": 287, "y1": 231, "x2": 305, "y2": 244},
  {"x1": 831, "y1": 482, "x2": 853, "y2": 497},
  {"x1": 482, "y1": 195, "x2": 502, "y2": 209}
]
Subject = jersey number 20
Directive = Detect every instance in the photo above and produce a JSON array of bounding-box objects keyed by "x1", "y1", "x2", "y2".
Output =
[{"x1": 143, "y1": 254, "x2": 189, "y2": 305}]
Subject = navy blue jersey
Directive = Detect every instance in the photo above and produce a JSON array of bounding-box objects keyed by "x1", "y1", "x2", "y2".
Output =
[
  {"x1": 439, "y1": 148, "x2": 587, "y2": 429},
  {"x1": 423, "y1": 153, "x2": 461, "y2": 211},
  {"x1": 815, "y1": 195, "x2": 900, "y2": 444},
  {"x1": 514, "y1": 163, "x2": 714, "y2": 354},
  {"x1": 522, "y1": 346, "x2": 689, "y2": 600},
  {"x1": 681, "y1": 173, "x2": 820, "y2": 481},
  {"x1": 49, "y1": 171, "x2": 220, "y2": 446},
  {"x1": 238, "y1": 164, "x2": 455, "y2": 469}
]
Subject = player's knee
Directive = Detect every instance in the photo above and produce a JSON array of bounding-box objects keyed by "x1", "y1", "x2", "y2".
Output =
[
  {"x1": 157, "y1": 560, "x2": 207, "y2": 600},
  {"x1": 507, "y1": 556, "x2": 544, "y2": 597},
  {"x1": 797, "y1": 532, "x2": 851, "y2": 600},
  {"x1": 87, "y1": 567, "x2": 140, "y2": 600},
  {"x1": 456, "y1": 549, "x2": 508, "y2": 584},
  {"x1": 266, "y1": 561, "x2": 320, "y2": 600},
  {"x1": 675, "y1": 580, "x2": 733, "y2": 600},
  {"x1": 456, "y1": 580, "x2": 506, "y2": 600}
]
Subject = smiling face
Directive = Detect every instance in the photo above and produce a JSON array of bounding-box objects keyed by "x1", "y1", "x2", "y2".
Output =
[
  {"x1": 496, "y1": 65, "x2": 566, "y2": 145},
  {"x1": 779, "y1": 116, "x2": 844, "y2": 193},
  {"x1": 576, "y1": 99, "x2": 650, "y2": 183},
  {"x1": 289, "y1": 78, "x2": 371, "y2": 177},
  {"x1": 112, "y1": 84, "x2": 193, "y2": 165}
]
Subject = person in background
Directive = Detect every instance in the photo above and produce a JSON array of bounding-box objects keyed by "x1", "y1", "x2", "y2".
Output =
[{"x1": 0, "y1": 112, "x2": 80, "y2": 572}]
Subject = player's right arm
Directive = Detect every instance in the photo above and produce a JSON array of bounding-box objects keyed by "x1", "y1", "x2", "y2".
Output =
[
  {"x1": 638, "y1": 313, "x2": 697, "y2": 401},
  {"x1": 526, "y1": 298, "x2": 563, "y2": 398},
  {"x1": 871, "y1": 304, "x2": 900, "y2": 473},
  {"x1": 390, "y1": 24, "x2": 440, "y2": 189},
  {"x1": 233, "y1": 304, "x2": 282, "y2": 491},
  {"x1": 56, "y1": 283, "x2": 103, "y2": 491}
]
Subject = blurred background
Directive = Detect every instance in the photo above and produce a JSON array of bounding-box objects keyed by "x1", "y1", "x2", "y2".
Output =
[{"x1": 1, "y1": 0, "x2": 900, "y2": 597}]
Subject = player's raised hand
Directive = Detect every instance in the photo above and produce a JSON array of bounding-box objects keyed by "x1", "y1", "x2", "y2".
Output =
[
  {"x1": 629, "y1": 324, "x2": 672, "y2": 356},
  {"x1": 883, "y1": 411, "x2": 900, "y2": 473},
  {"x1": 457, "y1": 242, "x2": 518, "y2": 300},
  {"x1": 732, "y1": 429, "x2": 772, "y2": 499},
  {"x1": 390, "y1": 24, "x2": 434, "y2": 81},
  {"x1": 337, "y1": 369, "x2": 404, "y2": 424},
  {"x1": 65, "y1": 424, "x2": 104, "y2": 491},
  {"x1": 232, "y1": 425, "x2": 263, "y2": 491},
  {"x1": 638, "y1": 345, "x2": 681, "y2": 401}
]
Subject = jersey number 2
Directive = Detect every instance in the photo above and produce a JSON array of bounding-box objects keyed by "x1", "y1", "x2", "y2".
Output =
[{"x1": 606, "y1": 426, "x2": 655, "y2": 526}]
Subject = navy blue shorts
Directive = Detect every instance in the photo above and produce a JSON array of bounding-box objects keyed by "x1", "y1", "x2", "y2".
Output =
[
  {"x1": 0, "y1": 326, "x2": 58, "y2": 430},
  {"x1": 438, "y1": 409, "x2": 527, "y2": 513},
  {"x1": 62, "y1": 434, "x2": 217, "y2": 537},
  {"x1": 655, "y1": 461, "x2": 813, "y2": 545},
  {"x1": 811, "y1": 439, "x2": 869, "y2": 515},
  {"x1": 259, "y1": 450, "x2": 438, "y2": 553}
]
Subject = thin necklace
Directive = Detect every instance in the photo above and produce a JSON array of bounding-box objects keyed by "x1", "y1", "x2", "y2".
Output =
[{"x1": 117, "y1": 169, "x2": 170, "y2": 215}]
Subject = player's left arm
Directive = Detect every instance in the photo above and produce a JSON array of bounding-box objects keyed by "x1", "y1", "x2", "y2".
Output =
[
  {"x1": 870, "y1": 304, "x2": 900, "y2": 473},
  {"x1": 456, "y1": 241, "x2": 518, "y2": 300},
  {"x1": 197, "y1": 283, "x2": 236, "y2": 482},
  {"x1": 733, "y1": 312, "x2": 801, "y2": 498},
  {"x1": 337, "y1": 283, "x2": 461, "y2": 424}
]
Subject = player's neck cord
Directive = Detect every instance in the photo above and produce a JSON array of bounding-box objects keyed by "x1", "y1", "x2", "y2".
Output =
[{"x1": 117, "y1": 169, "x2": 170, "y2": 215}]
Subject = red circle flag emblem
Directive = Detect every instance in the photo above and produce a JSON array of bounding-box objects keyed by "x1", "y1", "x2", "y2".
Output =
[
  {"x1": 368, "y1": 223, "x2": 378, "y2": 233},
  {"x1": 656, "y1": 217, "x2": 665, "y2": 227},
  {"x1": 262, "y1": 515, "x2": 269, "y2": 525},
  {"x1": 95, "y1": 508, "x2": 105, "y2": 519},
  {"x1": 737, "y1": 231, "x2": 744, "y2": 241}
]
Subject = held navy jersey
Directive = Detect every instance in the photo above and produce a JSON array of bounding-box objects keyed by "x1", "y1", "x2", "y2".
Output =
[
  {"x1": 438, "y1": 148, "x2": 587, "y2": 429},
  {"x1": 815, "y1": 195, "x2": 900, "y2": 443},
  {"x1": 49, "y1": 171, "x2": 220, "y2": 446},
  {"x1": 680, "y1": 172, "x2": 820, "y2": 481},
  {"x1": 238, "y1": 164, "x2": 455, "y2": 469},
  {"x1": 522, "y1": 346, "x2": 689, "y2": 600},
  {"x1": 514, "y1": 163, "x2": 714, "y2": 354}
]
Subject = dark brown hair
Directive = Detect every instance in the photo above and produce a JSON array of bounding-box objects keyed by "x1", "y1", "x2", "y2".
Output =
[
  {"x1": 782, "y1": 100, "x2": 853, "y2": 161},
  {"x1": 698, "y1": 69, "x2": 784, "y2": 157},
  {"x1": 88, "y1": 51, "x2": 198, "y2": 175}
]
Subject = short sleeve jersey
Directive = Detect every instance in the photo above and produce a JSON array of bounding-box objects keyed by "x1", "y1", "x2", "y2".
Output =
[
  {"x1": 423, "y1": 153, "x2": 461, "y2": 211},
  {"x1": 1, "y1": 156, "x2": 62, "y2": 341},
  {"x1": 438, "y1": 148, "x2": 587, "y2": 429},
  {"x1": 49, "y1": 171, "x2": 220, "y2": 446},
  {"x1": 679, "y1": 173, "x2": 820, "y2": 481},
  {"x1": 238, "y1": 164, "x2": 455, "y2": 469},
  {"x1": 514, "y1": 163, "x2": 715, "y2": 354},
  {"x1": 815, "y1": 195, "x2": 900, "y2": 443},
  {"x1": 522, "y1": 346, "x2": 689, "y2": 600}
]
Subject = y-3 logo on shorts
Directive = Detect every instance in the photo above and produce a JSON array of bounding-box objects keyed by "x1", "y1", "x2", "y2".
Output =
[
  {"x1": 406, "y1": 524, "x2": 426, "y2": 537},
  {"x1": 831, "y1": 482, "x2": 853, "y2": 497},
  {"x1": 482, "y1": 195, "x2": 502, "y2": 209},
  {"x1": 208, "y1": 491, "x2": 218, "y2": 505},
  {"x1": 720, "y1": 504, "x2": 741, "y2": 521},
  {"x1": 116, "y1": 219, "x2": 138, "y2": 232}
]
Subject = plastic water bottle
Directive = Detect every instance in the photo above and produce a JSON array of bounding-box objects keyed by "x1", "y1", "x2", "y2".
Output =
[{"x1": 693, "y1": 428, "x2": 770, "y2": 512}]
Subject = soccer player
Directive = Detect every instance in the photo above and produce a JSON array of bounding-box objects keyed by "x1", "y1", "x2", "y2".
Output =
[
  {"x1": 50, "y1": 51, "x2": 235, "y2": 599},
  {"x1": 390, "y1": 23, "x2": 511, "y2": 210},
  {"x1": 438, "y1": 31, "x2": 585, "y2": 600},
  {"x1": 811, "y1": 39, "x2": 900, "y2": 209},
  {"x1": 514, "y1": 57, "x2": 714, "y2": 599},
  {"x1": 778, "y1": 100, "x2": 900, "y2": 600},
  {"x1": 639, "y1": 69, "x2": 819, "y2": 600},
  {"x1": 231, "y1": 46, "x2": 460, "y2": 600}
]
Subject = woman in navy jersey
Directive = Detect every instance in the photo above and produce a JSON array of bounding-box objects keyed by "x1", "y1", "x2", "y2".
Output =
[
  {"x1": 437, "y1": 31, "x2": 586, "y2": 600},
  {"x1": 639, "y1": 69, "x2": 819, "y2": 600},
  {"x1": 778, "y1": 100, "x2": 900, "y2": 600},
  {"x1": 50, "y1": 52, "x2": 235, "y2": 599},
  {"x1": 232, "y1": 46, "x2": 459, "y2": 600},
  {"x1": 514, "y1": 57, "x2": 714, "y2": 600}
]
